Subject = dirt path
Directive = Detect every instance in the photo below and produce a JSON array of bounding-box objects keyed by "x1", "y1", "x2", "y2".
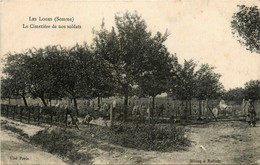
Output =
[
  {"x1": 92, "y1": 121, "x2": 260, "y2": 164},
  {"x1": 1, "y1": 129, "x2": 67, "y2": 165}
]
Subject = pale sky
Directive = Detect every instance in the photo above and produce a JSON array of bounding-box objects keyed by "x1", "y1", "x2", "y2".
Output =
[{"x1": 1, "y1": 0, "x2": 260, "y2": 90}]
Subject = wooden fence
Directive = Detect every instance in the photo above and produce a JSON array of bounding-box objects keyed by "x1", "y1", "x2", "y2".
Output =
[
  {"x1": 1, "y1": 100, "x2": 252, "y2": 127},
  {"x1": 1, "y1": 104, "x2": 72, "y2": 127}
]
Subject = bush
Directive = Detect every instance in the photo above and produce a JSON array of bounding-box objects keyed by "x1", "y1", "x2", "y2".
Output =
[
  {"x1": 111, "y1": 123, "x2": 190, "y2": 152},
  {"x1": 2, "y1": 124, "x2": 29, "y2": 139},
  {"x1": 30, "y1": 129, "x2": 92, "y2": 164}
]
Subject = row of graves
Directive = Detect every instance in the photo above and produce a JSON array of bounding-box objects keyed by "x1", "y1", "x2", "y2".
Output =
[{"x1": 1, "y1": 98, "x2": 253, "y2": 128}]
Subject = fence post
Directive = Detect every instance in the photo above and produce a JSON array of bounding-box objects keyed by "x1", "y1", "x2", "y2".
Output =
[
  {"x1": 2, "y1": 105, "x2": 4, "y2": 116},
  {"x1": 62, "y1": 108, "x2": 64, "y2": 125},
  {"x1": 38, "y1": 107, "x2": 40, "y2": 125},
  {"x1": 20, "y1": 107, "x2": 23, "y2": 122},
  {"x1": 13, "y1": 106, "x2": 15, "y2": 120},
  {"x1": 28, "y1": 107, "x2": 31, "y2": 124},
  {"x1": 15, "y1": 105, "x2": 18, "y2": 119},
  {"x1": 34, "y1": 107, "x2": 37, "y2": 122},
  {"x1": 110, "y1": 104, "x2": 114, "y2": 129},
  {"x1": 6, "y1": 106, "x2": 9, "y2": 118},
  {"x1": 65, "y1": 108, "x2": 68, "y2": 127},
  {"x1": 147, "y1": 106, "x2": 151, "y2": 124},
  {"x1": 58, "y1": 108, "x2": 61, "y2": 124},
  {"x1": 162, "y1": 106, "x2": 164, "y2": 119},
  {"x1": 51, "y1": 108, "x2": 53, "y2": 125}
]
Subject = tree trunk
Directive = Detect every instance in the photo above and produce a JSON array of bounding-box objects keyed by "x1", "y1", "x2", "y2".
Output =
[
  {"x1": 20, "y1": 95, "x2": 28, "y2": 107},
  {"x1": 199, "y1": 100, "x2": 202, "y2": 115},
  {"x1": 185, "y1": 100, "x2": 188, "y2": 121},
  {"x1": 152, "y1": 96, "x2": 155, "y2": 119},
  {"x1": 73, "y1": 97, "x2": 79, "y2": 117},
  {"x1": 40, "y1": 96, "x2": 48, "y2": 107},
  {"x1": 166, "y1": 93, "x2": 170, "y2": 116},
  {"x1": 110, "y1": 105, "x2": 114, "y2": 129},
  {"x1": 189, "y1": 100, "x2": 192, "y2": 115},
  {"x1": 8, "y1": 97, "x2": 11, "y2": 104},
  {"x1": 98, "y1": 97, "x2": 101, "y2": 108},
  {"x1": 49, "y1": 99, "x2": 52, "y2": 107},
  {"x1": 152, "y1": 96, "x2": 155, "y2": 110},
  {"x1": 124, "y1": 93, "x2": 128, "y2": 121},
  {"x1": 205, "y1": 99, "x2": 209, "y2": 120}
]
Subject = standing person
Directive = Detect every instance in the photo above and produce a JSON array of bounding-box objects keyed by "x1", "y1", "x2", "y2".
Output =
[
  {"x1": 112, "y1": 100, "x2": 117, "y2": 109},
  {"x1": 112, "y1": 99, "x2": 117, "y2": 118},
  {"x1": 247, "y1": 99, "x2": 256, "y2": 127}
]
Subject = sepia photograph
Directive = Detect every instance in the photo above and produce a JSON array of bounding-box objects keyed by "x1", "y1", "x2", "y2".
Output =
[{"x1": 1, "y1": 0, "x2": 260, "y2": 164}]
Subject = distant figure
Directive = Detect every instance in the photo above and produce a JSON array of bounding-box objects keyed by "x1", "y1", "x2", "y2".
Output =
[
  {"x1": 112, "y1": 100, "x2": 117, "y2": 109},
  {"x1": 132, "y1": 105, "x2": 140, "y2": 116},
  {"x1": 90, "y1": 101, "x2": 95, "y2": 108},
  {"x1": 100, "y1": 103, "x2": 110, "y2": 117},
  {"x1": 55, "y1": 100, "x2": 60, "y2": 108},
  {"x1": 147, "y1": 106, "x2": 151, "y2": 119},
  {"x1": 212, "y1": 107, "x2": 218, "y2": 118},
  {"x1": 247, "y1": 99, "x2": 256, "y2": 127},
  {"x1": 83, "y1": 113, "x2": 92, "y2": 125},
  {"x1": 219, "y1": 99, "x2": 228, "y2": 111}
]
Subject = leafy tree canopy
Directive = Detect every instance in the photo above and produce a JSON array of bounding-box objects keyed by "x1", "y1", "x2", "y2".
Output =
[
  {"x1": 231, "y1": 5, "x2": 260, "y2": 53},
  {"x1": 244, "y1": 80, "x2": 260, "y2": 100}
]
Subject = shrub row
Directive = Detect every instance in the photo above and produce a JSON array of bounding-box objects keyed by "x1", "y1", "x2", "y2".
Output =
[{"x1": 111, "y1": 123, "x2": 190, "y2": 152}]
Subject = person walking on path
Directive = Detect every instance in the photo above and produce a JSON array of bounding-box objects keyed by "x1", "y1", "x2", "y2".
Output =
[{"x1": 247, "y1": 99, "x2": 256, "y2": 127}]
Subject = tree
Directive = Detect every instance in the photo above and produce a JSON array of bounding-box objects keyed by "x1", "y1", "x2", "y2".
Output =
[
  {"x1": 169, "y1": 61, "x2": 223, "y2": 117},
  {"x1": 136, "y1": 32, "x2": 174, "y2": 111},
  {"x1": 40, "y1": 45, "x2": 68, "y2": 104},
  {"x1": 169, "y1": 59, "x2": 197, "y2": 119},
  {"x1": 223, "y1": 87, "x2": 245, "y2": 104},
  {"x1": 56, "y1": 44, "x2": 100, "y2": 115},
  {"x1": 91, "y1": 43, "x2": 118, "y2": 107},
  {"x1": 1, "y1": 78, "x2": 15, "y2": 104},
  {"x1": 195, "y1": 64, "x2": 223, "y2": 115},
  {"x1": 244, "y1": 80, "x2": 260, "y2": 100},
  {"x1": 93, "y1": 11, "x2": 172, "y2": 120},
  {"x1": 231, "y1": 5, "x2": 260, "y2": 53},
  {"x1": 2, "y1": 52, "x2": 30, "y2": 106},
  {"x1": 24, "y1": 47, "x2": 63, "y2": 106},
  {"x1": 170, "y1": 59, "x2": 197, "y2": 101},
  {"x1": 195, "y1": 64, "x2": 223, "y2": 100}
]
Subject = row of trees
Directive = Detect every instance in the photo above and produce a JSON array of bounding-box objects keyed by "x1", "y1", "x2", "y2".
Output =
[
  {"x1": 1, "y1": 12, "x2": 224, "y2": 119},
  {"x1": 223, "y1": 80, "x2": 260, "y2": 103}
]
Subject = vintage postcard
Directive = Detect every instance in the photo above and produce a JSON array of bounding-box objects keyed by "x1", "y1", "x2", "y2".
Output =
[{"x1": 1, "y1": 0, "x2": 260, "y2": 164}]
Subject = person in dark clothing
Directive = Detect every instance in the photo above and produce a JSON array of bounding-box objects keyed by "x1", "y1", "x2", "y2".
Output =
[{"x1": 247, "y1": 99, "x2": 256, "y2": 127}]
